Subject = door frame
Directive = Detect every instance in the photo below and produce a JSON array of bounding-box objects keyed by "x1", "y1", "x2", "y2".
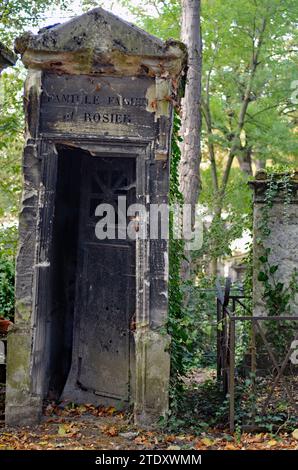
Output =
[
  {"x1": 71, "y1": 153, "x2": 137, "y2": 403},
  {"x1": 30, "y1": 137, "x2": 152, "y2": 403}
]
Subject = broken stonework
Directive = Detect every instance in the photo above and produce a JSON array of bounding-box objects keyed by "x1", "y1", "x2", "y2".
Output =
[
  {"x1": 250, "y1": 171, "x2": 298, "y2": 317},
  {"x1": 14, "y1": 10, "x2": 186, "y2": 79},
  {"x1": 6, "y1": 8, "x2": 187, "y2": 428},
  {"x1": 0, "y1": 41, "x2": 16, "y2": 74}
]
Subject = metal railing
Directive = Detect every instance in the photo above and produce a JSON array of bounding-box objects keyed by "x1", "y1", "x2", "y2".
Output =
[{"x1": 216, "y1": 277, "x2": 298, "y2": 432}]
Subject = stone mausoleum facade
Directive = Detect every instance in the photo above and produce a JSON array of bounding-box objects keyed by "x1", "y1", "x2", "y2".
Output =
[{"x1": 5, "y1": 8, "x2": 187, "y2": 427}]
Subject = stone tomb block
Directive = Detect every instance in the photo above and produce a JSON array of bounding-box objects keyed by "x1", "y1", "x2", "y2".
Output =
[{"x1": 5, "y1": 7, "x2": 186, "y2": 427}]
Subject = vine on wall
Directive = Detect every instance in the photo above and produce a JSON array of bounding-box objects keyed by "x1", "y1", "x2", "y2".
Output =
[
  {"x1": 256, "y1": 171, "x2": 298, "y2": 357},
  {"x1": 167, "y1": 114, "x2": 186, "y2": 408}
]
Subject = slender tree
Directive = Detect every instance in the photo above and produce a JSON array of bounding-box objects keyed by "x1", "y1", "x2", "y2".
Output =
[
  {"x1": 200, "y1": 0, "x2": 298, "y2": 274},
  {"x1": 127, "y1": 0, "x2": 297, "y2": 276},
  {"x1": 179, "y1": 0, "x2": 202, "y2": 277}
]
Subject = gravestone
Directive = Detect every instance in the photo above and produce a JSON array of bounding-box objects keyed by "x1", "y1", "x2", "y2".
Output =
[
  {"x1": 5, "y1": 8, "x2": 187, "y2": 427},
  {"x1": 250, "y1": 171, "x2": 298, "y2": 317}
]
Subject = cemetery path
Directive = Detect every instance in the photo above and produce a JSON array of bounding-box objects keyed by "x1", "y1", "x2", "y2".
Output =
[{"x1": 0, "y1": 402, "x2": 298, "y2": 450}]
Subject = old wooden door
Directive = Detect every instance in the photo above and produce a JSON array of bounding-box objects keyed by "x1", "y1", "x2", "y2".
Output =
[{"x1": 74, "y1": 155, "x2": 136, "y2": 402}]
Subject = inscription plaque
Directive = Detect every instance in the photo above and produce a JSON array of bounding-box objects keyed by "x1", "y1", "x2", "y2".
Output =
[{"x1": 41, "y1": 74, "x2": 156, "y2": 139}]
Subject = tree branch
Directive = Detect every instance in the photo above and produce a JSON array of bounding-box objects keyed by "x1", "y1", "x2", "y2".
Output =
[
  {"x1": 219, "y1": 16, "x2": 267, "y2": 195},
  {"x1": 201, "y1": 98, "x2": 219, "y2": 191}
]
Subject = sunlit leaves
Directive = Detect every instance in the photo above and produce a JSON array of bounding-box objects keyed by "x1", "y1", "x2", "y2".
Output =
[
  {"x1": 0, "y1": 67, "x2": 24, "y2": 216},
  {"x1": 0, "y1": 1, "x2": 71, "y2": 45}
]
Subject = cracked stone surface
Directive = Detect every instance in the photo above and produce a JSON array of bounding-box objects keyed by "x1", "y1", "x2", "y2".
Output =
[{"x1": 15, "y1": 7, "x2": 187, "y2": 79}]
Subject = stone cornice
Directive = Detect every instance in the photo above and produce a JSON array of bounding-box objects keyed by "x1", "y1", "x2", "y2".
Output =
[
  {"x1": 14, "y1": 7, "x2": 187, "y2": 82},
  {"x1": 0, "y1": 41, "x2": 17, "y2": 71},
  {"x1": 249, "y1": 171, "x2": 298, "y2": 203}
]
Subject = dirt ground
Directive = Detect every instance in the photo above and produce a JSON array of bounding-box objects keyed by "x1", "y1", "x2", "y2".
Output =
[{"x1": 0, "y1": 402, "x2": 298, "y2": 450}]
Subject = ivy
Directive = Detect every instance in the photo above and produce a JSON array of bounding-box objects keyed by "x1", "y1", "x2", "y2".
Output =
[
  {"x1": 256, "y1": 171, "x2": 298, "y2": 357},
  {"x1": 167, "y1": 115, "x2": 222, "y2": 423},
  {"x1": 0, "y1": 224, "x2": 17, "y2": 320},
  {"x1": 167, "y1": 113, "x2": 185, "y2": 409}
]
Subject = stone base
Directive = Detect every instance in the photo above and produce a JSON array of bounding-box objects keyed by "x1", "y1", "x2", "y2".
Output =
[
  {"x1": 5, "y1": 398, "x2": 42, "y2": 426},
  {"x1": 134, "y1": 330, "x2": 170, "y2": 428},
  {"x1": 5, "y1": 328, "x2": 43, "y2": 426}
]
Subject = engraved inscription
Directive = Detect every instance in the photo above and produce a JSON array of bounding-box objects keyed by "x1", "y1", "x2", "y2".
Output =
[
  {"x1": 45, "y1": 93, "x2": 148, "y2": 108},
  {"x1": 40, "y1": 73, "x2": 156, "y2": 139},
  {"x1": 84, "y1": 113, "x2": 131, "y2": 124}
]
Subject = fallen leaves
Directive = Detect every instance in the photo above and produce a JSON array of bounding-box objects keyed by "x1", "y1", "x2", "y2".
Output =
[
  {"x1": 100, "y1": 425, "x2": 118, "y2": 437},
  {"x1": 224, "y1": 443, "x2": 239, "y2": 450},
  {"x1": 201, "y1": 437, "x2": 213, "y2": 447},
  {"x1": 57, "y1": 424, "x2": 67, "y2": 436},
  {"x1": 267, "y1": 439, "x2": 278, "y2": 447},
  {"x1": 44, "y1": 402, "x2": 121, "y2": 419},
  {"x1": 192, "y1": 431, "x2": 298, "y2": 451},
  {"x1": 1, "y1": 404, "x2": 298, "y2": 451},
  {"x1": 57, "y1": 422, "x2": 81, "y2": 438}
]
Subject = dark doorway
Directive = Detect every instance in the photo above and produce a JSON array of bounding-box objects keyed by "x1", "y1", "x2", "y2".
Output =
[
  {"x1": 74, "y1": 154, "x2": 136, "y2": 401},
  {"x1": 48, "y1": 145, "x2": 83, "y2": 398},
  {"x1": 49, "y1": 146, "x2": 136, "y2": 404}
]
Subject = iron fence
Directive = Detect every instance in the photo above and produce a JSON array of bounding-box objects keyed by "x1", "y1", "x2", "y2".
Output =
[{"x1": 216, "y1": 278, "x2": 298, "y2": 432}]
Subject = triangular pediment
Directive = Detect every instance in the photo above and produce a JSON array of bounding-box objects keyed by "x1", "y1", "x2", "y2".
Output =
[{"x1": 15, "y1": 7, "x2": 186, "y2": 78}]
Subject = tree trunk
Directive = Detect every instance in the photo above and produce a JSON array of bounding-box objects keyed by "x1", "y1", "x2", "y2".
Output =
[
  {"x1": 255, "y1": 158, "x2": 266, "y2": 171},
  {"x1": 210, "y1": 257, "x2": 218, "y2": 277},
  {"x1": 237, "y1": 147, "x2": 253, "y2": 176},
  {"x1": 179, "y1": 0, "x2": 202, "y2": 278}
]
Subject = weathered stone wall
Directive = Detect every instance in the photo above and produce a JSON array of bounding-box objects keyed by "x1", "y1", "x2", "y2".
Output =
[
  {"x1": 251, "y1": 172, "x2": 298, "y2": 317},
  {"x1": 6, "y1": 7, "x2": 187, "y2": 428},
  {"x1": 5, "y1": 70, "x2": 43, "y2": 425}
]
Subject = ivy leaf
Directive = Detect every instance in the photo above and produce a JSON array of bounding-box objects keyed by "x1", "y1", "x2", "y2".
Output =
[
  {"x1": 269, "y1": 265, "x2": 279, "y2": 274},
  {"x1": 276, "y1": 282, "x2": 284, "y2": 292},
  {"x1": 58, "y1": 425, "x2": 67, "y2": 436},
  {"x1": 258, "y1": 272, "x2": 268, "y2": 282}
]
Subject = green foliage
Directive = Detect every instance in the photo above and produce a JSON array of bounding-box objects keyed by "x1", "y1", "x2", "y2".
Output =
[
  {"x1": 201, "y1": 0, "x2": 298, "y2": 159},
  {"x1": 0, "y1": 224, "x2": 17, "y2": 257},
  {"x1": 168, "y1": 117, "x2": 222, "y2": 417},
  {"x1": 200, "y1": 0, "x2": 297, "y2": 267},
  {"x1": 120, "y1": 0, "x2": 298, "y2": 169},
  {"x1": 165, "y1": 378, "x2": 225, "y2": 433},
  {"x1": 232, "y1": 374, "x2": 298, "y2": 432},
  {"x1": 0, "y1": 3, "x2": 73, "y2": 214},
  {"x1": 0, "y1": 0, "x2": 296, "y2": 431},
  {"x1": 123, "y1": 0, "x2": 298, "y2": 273},
  {"x1": 197, "y1": 167, "x2": 252, "y2": 264},
  {"x1": 0, "y1": 68, "x2": 24, "y2": 216},
  {"x1": 168, "y1": 114, "x2": 186, "y2": 402},
  {"x1": 119, "y1": 0, "x2": 181, "y2": 40},
  {"x1": 165, "y1": 370, "x2": 298, "y2": 433},
  {"x1": 0, "y1": 255, "x2": 15, "y2": 320},
  {"x1": 0, "y1": 224, "x2": 17, "y2": 320},
  {"x1": 168, "y1": 117, "x2": 218, "y2": 414},
  {"x1": 0, "y1": 0, "x2": 71, "y2": 45},
  {"x1": 183, "y1": 279, "x2": 219, "y2": 367}
]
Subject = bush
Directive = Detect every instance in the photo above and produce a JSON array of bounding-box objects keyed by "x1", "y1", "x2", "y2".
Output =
[{"x1": 0, "y1": 224, "x2": 17, "y2": 320}]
